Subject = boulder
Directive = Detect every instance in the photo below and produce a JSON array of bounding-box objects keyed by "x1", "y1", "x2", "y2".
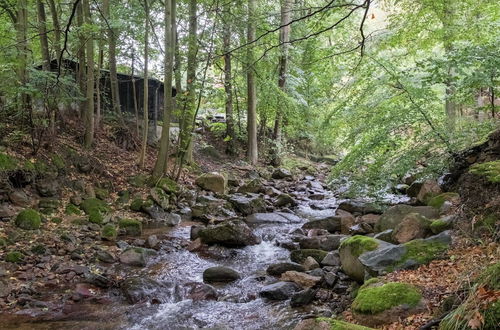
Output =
[
  {"x1": 165, "y1": 213, "x2": 181, "y2": 226},
  {"x1": 198, "y1": 220, "x2": 260, "y2": 247},
  {"x1": 290, "y1": 249, "x2": 328, "y2": 264},
  {"x1": 290, "y1": 288, "x2": 317, "y2": 307},
  {"x1": 149, "y1": 187, "x2": 170, "y2": 210},
  {"x1": 321, "y1": 251, "x2": 341, "y2": 267},
  {"x1": 259, "y1": 281, "x2": 300, "y2": 300},
  {"x1": 272, "y1": 168, "x2": 292, "y2": 180},
  {"x1": 195, "y1": 172, "x2": 227, "y2": 193},
  {"x1": 118, "y1": 218, "x2": 143, "y2": 236},
  {"x1": 359, "y1": 231, "x2": 452, "y2": 276},
  {"x1": 275, "y1": 193, "x2": 296, "y2": 207},
  {"x1": 427, "y1": 192, "x2": 460, "y2": 209},
  {"x1": 303, "y1": 256, "x2": 320, "y2": 270},
  {"x1": 101, "y1": 224, "x2": 117, "y2": 241},
  {"x1": 237, "y1": 179, "x2": 264, "y2": 194},
  {"x1": 246, "y1": 212, "x2": 302, "y2": 224},
  {"x1": 8, "y1": 190, "x2": 30, "y2": 207},
  {"x1": 266, "y1": 262, "x2": 305, "y2": 276},
  {"x1": 338, "y1": 200, "x2": 383, "y2": 214},
  {"x1": 298, "y1": 234, "x2": 347, "y2": 251},
  {"x1": 14, "y1": 209, "x2": 41, "y2": 230},
  {"x1": 338, "y1": 210, "x2": 356, "y2": 235},
  {"x1": 373, "y1": 229, "x2": 395, "y2": 244},
  {"x1": 184, "y1": 282, "x2": 218, "y2": 301},
  {"x1": 429, "y1": 216, "x2": 454, "y2": 234},
  {"x1": 0, "y1": 203, "x2": 16, "y2": 220},
  {"x1": 391, "y1": 213, "x2": 431, "y2": 244},
  {"x1": 374, "y1": 204, "x2": 439, "y2": 233},
  {"x1": 302, "y1": 217, "x2": 341, "y2": 233},
  {"x1": 416, "y1": 180, "x2": 442, "y2": 204},
  {"x1": 203, "y1": 266, "x2": 240, "y2": 283},
  {"x1": 352, "y1": 280, "x2": 425, "y2": 327},
  {"x1": 80, "y1": 198, "x2": 110, "y2": 224},
  {"x1": 121, "y1": 277, "x2": 165, "y2": 304},
  {"x1": 36, "y1": 180, "x2": 59, "y2": 197},
  {"x1": 339, "y1": 236, "x2": 390, "y2": 282},
  {"x1": 119, "y1": 247, "x2": 157, "y2": 267},
  {"x1": 228, "y1": 193, "x2": 266, "y2": 216}
]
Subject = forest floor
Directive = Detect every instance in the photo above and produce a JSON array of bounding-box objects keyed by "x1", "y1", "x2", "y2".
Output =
[{"x1": 0, "y1": 121, "x2": 499, "y2": 329}]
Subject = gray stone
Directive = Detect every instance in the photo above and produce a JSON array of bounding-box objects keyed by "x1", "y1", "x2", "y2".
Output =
[
  {"x1": 228, "y1": 193, "x2": 266, "y2": 216},
  {"x1": 375, "y1": 204, "x2": 440, "y2": 232},
  {"x1": 290, "y1": 288, "x2": 317, "y2": 307},
  {"x1": 165, "y1": 213, "x2": 181, "y2": 226},
  {"x1": 321, "y1": 251, "x2": 341, "y2": 266},
  {"x1": 119, "y1": 247, "x2": 157, "y2": 267},
  {"x1": 338, "y1": 200, "x2": 383, "y2": 214},
  {"x1": 198, "y1": 220, "x2": 260, "y2": 247},
  {"x1": 8, "y1": 190, "x2": 30, "y2": 207},
  {"x1": 298, "y1": 234, "x2": 347, "y2": 251},
  {"x1": 266, "y1": 262, "x2": 305, "y2": 276},
  {"x1": 260, "y1": 281, "x2": 300, "y2": 300},
  {"x1": 275, "y1": 193, "x2": 296, "y2": 207},
  {"x1": 245, "y1": 212, "x2": 302, "y2": 224},
  {"x1": 121, "y1": 277, "x2": 165, "y2": 304},
  {"x1": 195, "y1": 172, "x2": 227, "y2": 193},
  {"x1": 272, "y1": 168, "x2": 292, "y2": 180},
  {"x1": 302, "y1": 217, "x2": 341, "y2": 233},
  {"x1": 36, "y1": 180, "x2": 59, "y2": 197},
  {"x1": 203, "y1": 266, "x2": 240, "y2": 283}
]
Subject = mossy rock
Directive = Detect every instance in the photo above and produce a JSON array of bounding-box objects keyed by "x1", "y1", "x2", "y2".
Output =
[
  {"x1": 427, "y1": 192, "x2": 460, "y2": 209},
  {"x1": 65, "y1": 203, "x2": 82, "y2": 215},
  {"x1": 430, "y1": 218, "x2": 452, "y2": 234},
  {"x1": 0, "y1": 152, "x2": 17, "y2": 172},
  {"x1": 118, "y1": 218, "x2": 143, "y2": 236},
  {"x1": 290, "y1": 249, "x2": 328, "y2": 264},
  {"x1": 156, "y1": 177, "x2": 179, "y2": 194},
  {"x1": 15, "y1": 209, "x2": 41, "y2": 230},
  {"x1": 128, "y1": 174, "x2": 149, "y2": 187},
  {"x1": 352, "y1": 281, "x2": 422, "y2": 314},
  {"x1": 469, "y1": 160, "x2": 500, "y2": 183},
  {"x1": 130, "y1": 198, "x2": 144, "y2": 212},
  {"x1": 95, "y1": 188, "x2": 110, "y2": 200},
  {"x1": 31, "y1": 244, "x2": 46, "y2": 255},
  {"x1": 339, "y1": 236, "x2": 383, "y2": 282},
  {"x1": 340, "y1": 236, "x2": 379, "y2": 257},
  {"x1": 50, "y1": 154, "x2": 66, "y2": 171},
  {"x1": 149, "y1": 187, "x2": 170, "y2": 210},
  {"x1": 80, "y1": 198, "x2": 110, "y2": 224},
  {"x1": 5, "y1": 251, "x2": 24, "y2": 263},
  {"x1": 101, "y1": 224, "x2": 117, "y2": 241}
]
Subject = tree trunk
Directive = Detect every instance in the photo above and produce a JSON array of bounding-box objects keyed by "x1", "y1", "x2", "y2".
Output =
[
  {"x1": 95, "y1": 25, "x2": 104, "y2": 131},
  {"x1": 83, "y1": 0, "x2": 94, "y2": 148},
  {"x1": 272, "y1": 0, "x2": 292, "y2": 166},
  {"x1": 16, "y1": 0, "x2": 28, "y2": 111},
  {"x1": 223, "y1": 6, "x2": 235, "y2": 155},
  {"x1": 76, "y1": 2, "x2": 86, "y2": 117},
  {"x1": 174, "y1": 31, "x2": 182, "y2": 97},
  {"x1": 246, "y1": 0, "x2": 258, "y2": 165},
  {"x1": 139, "y1": 0, "x2": 149, "y2": 169},
  {"x1": 103, "y1": 0, "x2": 121, "y2": 116},
  {"x1": 152, "y1": 0, "x2": 175, "y2": 178},
  {"x1": 47, "y1": 0, "x2": 61, "y2": 65},
  {"x1": 131, "y1": 50, "x2": 139, "y2": 135}
]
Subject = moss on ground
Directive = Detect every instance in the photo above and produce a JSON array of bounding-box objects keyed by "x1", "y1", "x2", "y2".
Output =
[
  {"x1": 95, "y1": 188, "x2": 110, "y2": 200},
  {"x1": 80, "y1": 198, "x2": 109, "y2": 224},
  {"x1": 0, "y1": 153, "x2": 17, "y2": 171},
  {"x1": 128, "y1": 174, "x2": 149, "y2": 187},
  {"x1": 427, "y1": 192, "x2": 460, "y2": 209},
  {"x1": 65, "y1": 203, "x2": 82, "y2": 215},
  {"x1": 118, "y1": 218, "x2": 142, "y2": 236},
  {"x1": 51, "y1": 217, "x2": 63, "y2": 224},
  {"x1": 15, "y1": 209, "x2": 41, "y2": 230},
  {"x1": 50, "y1": 154, "x2": 66, "y2": 170},
  {"x1": 5, "y1": 251, "x2": 24, "y2": 263},
  {"x1": 130, "y1": 198, "x2": 144, "y2": 211},
  {"x1": 340, "y1": 235, "x2": 380, "y2": 257},
  {"x1": 469, "y1": 160, "x2": 500, "y2": 183},
  {"x1": 31, "y1": 244, "x2": 46, "y2": 254},
  {"x1": 352, "y1": 282, "x2": 422, "y2": 315},
  {"x1": 101, "y1": 224, "x2": 117, "y2": 240},
  {"x1": 315, "y1": 318, "x2": 374, "y2": 330}
]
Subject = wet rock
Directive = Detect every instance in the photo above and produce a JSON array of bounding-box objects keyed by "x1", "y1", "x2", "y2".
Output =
[
  {"x1": 36, "y1": 180, "x2": 59, "y2": 197},
  {"x1": 9, "y1": 190, "x2": 30, "y2": 207},
  {"x1": 203, "y1": 266, "x2": 240, "y2": 283},
  {"x1": 290, "y1": 288, "x2": 317, "y2": 307},
  {"x1": 302, "y1": 217, "x2": 341, "y2": 233},
  {"x1": 198, "y1": 220, "x2": 260, "y2": 247},
  {"x1": 187, "y1": 238, "x2": 203, "y2": 252},
  {"x1": 275, "y1": 193, "x2": 296, "y2": 207},
  {"x1": 321, "y1": 251, "x2": 341, "y2": 267},
  {"x1": 119, "y1": 247, "x2": 157, "y2": 267},
  {"x1": 322, "y1": 271, "x2": 338, "y2": 287},
  {"x1": 165, "y1": 213, "x2": 181, "y2": 226},
  {"x1": 374, "y1": 205, "x2": 439, "y2": 233},
  {"x1": 338, "y1": 200, "x2": 383, "y2": 214},
  {"x1": 392, "y1": 213, "x2": 431, "y2": 244},
  {"x1": 245, "y1": 212, "x2": 302, "y2": 224},
  {"x1": 373, "y1": 229, "x2": 395, "y2": 243},
  {"x1": 416, "y1": 180, "x2": 442, "y2": 204},
  {"x1": 306, "y1": 228, "x2": 330, "y2": 237},
  {"x1": 260, "y1": 281, "x2": 300, "y2": 300},
  {"x1": 348, "y1": 223, "x2": 373, "y2": 235},
  {"x1": 303, "y1": 256, "x2": 320, "y2": 270},
  {"x1": 298, "y1": 234, "x2": 347, "y2": 251},
  {"x1": 281, "y1": 271, "x2": 321, "y2": 288},
  {"x1": 196, "y1": 172, "x2": 227, "y2": 194},
  {"x1": 272, "y1": 168, "x2": 292, "y2": 180},
  {"x1": 190, "y1": 225, "x2": 203, "y2": 240},
  {"x1": 290, "y1": 249, "x2": 328, "y2": 264},
  {"x1": 121, "y1": 277, "x2": 165, "y2": 304},
  {"x1": 266, "y1": 262, "x2": 305, "y2": 276},
  {"x1": 237, "y1": 178, "x2": 264, "y2": 194},
  {"x1": 228, "y1": 193, "x2": 265, "y2": 216},
  {"x1": 191, "y1": 196, "x2": 227, "y2": 222},
  {"x1": 184, "y1": 282, "x2": 218, "y2": 301},
  {"x1": 95, "y1": 250, "x2": 115, "y2": 263},
  {"x1": 146, "y1": 235, "x2": 159, "y2": 248}
]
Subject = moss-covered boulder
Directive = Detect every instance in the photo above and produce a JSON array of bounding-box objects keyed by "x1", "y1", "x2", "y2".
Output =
[
  {"x1": 38, "y1": 198, "x2": 61, "y2": 215},
  {"x1": 427, "y1": 192, "x2": 460, "y2": 209},
  {"x1": 430, "y1": 216, "x2": 454, "y2": 234},
  {"x1": 128, "y1": 174, "x2": 149, "y2": 187},
  {"x1": 469, "y1": 160, "x2": 500, "y2": 183},
  {"x1": 130, "y1": 198, "x2": 145, "y2": 212},
  {"x1": 15, "y1": 209, "x2": 41, "y2": 230},
  {"x1": 391, "y1": 213, "x2": 431, "y2": 244},
  {"x1": 375, "y1": 204, "x2": 439, "y2": 233},
  {"x1": 65, "y1": 203, "x2": 82, "y2": 215},
  {"x1": 101, "y1": 224, "x2": 118, "y2": 241},
  {"x1": 339, "y1": 236, "x2": 389, "y2": 282},
  {"x1": 290, "y1": 249, "x2": 329, "y2": 264},
  {"x1": 118, "y1": 218, "x2": 142, "y2": 236},
  {"x1": 95, "y1": 188, "x2": 110, "y2": 200},
  {"x1": 195, "y1": 172, "x2": 227, "y2": 194},
  {"x1": 5, "y1": 251, "x2": 24, "y2": 263},
  {"x1": 352, "y1": 280, "x2": 424, "y2": 327},
  {"x1": 416, "y1": 180, "x2": 442, "y2": 204},
  {"x1": 294, "y1": 318, "x2": 374, "y2": 330},
  {"x1": 237, "y1": 178, "x2": 264, "y2": 194},
  {"x1": 80, "y1": 198, "x2": 110, "y2": 224},
  {"x1": 156, "y1": 177, "x2": 179, "y2": 194},
  {"x1": 359, "y1": 231, "x2": 452, "y2": 276},
  {"x1": 149, "y1": 187, "x2": 170, "y2": 210}
]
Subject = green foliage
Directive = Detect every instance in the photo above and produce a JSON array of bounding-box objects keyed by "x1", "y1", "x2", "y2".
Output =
[
  {"x1": 352, "y1": 282, "x2": 422, "y2": 315},
  {"x1": 469, "y1": 161, "x2": 500, "y2": 183},
  {"x1": 428, "y1": 193, "x2": 460, "y2": 209},
  {"x1": 15, "y1": 209, "x2": 41, "y2": 230},
  {"x1": 65, "y1": 204, "x2": 82, "y2": 215},
  {"x1": 101, "y1": 224, "x2": 117, "y2": 241},
  {"x1": 80, "y1": 198, "x2": 109, "y2": 224},
  {"x1": 0, "y1": 153, "x2": 17, "y2": 171}
]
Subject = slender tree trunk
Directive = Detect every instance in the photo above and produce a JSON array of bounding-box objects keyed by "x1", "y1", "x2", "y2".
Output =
[
  {"x1": 490, "y1": 84, "x2": 495, "y2": 118},
  {"x1": 153, "y1": 0, "x2": 175, "y2": 178},
  {"x1": 47, "y1": 0, "x2": 61, "y2": 65},
  {"x1": 246, "y1": 0, "x2": 258, "y2": 165},
  {"x1": 139, "y1": 0, "x2": 149, "y2": 168},
  {"x1": 442, "y1": 1, "x2": 456, "y2": 130},
  {"x1": 174, "y1": 31, "x2": 182, "y2": 97},
  {"x1": 16, "y1": 0, "x2": 28, "y2": 111},
  {"x1": 103, "y1": 0, "x2": 121, "y2": 116},
  {"x1": 272, "y1": 0, "x2": 292, "y2": 166},
  {"x1": 95, "y1": 29, "x2": 104, "y2": 131},
  {"x1": 131, "y1": 50, "x2": 139, "y2": 135},
  {"x1": 83, "y1": 0, "x2": 94, "y2": 148},
  {"x1": 77, "y1": 2, "x2": 86, "y2": 117},
  {"x1": 223, "y1": 6, "x2": 235, "y2": 155}
]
